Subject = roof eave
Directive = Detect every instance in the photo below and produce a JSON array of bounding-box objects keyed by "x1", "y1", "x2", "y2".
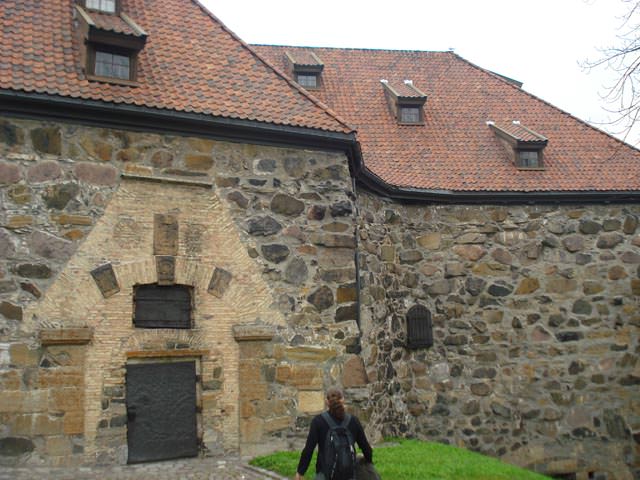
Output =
[
  {"x1": 353, "y1": 162, "x2": 640, "y2": 205},
  {"x1": 0, "y1": 89, "x2": 357, "y2": 152}
]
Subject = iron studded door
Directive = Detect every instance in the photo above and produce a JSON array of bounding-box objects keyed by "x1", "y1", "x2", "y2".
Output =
[{"x1": 126, "y1": 361, "x2": 198, "y2": 463}]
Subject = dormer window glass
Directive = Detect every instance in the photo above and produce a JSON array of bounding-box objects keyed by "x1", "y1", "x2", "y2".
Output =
[
  {"x1": 400, "y1": 106, "x2": 421, "y2": 124},
  {"x1": 297, "y1": 73, "x2": 318, "y2": 89},
  {"x1": 518, "y1": 150, "x2": 540, "y2": 168},
  {"x1": 86, "y1": 0, "x2": 116, "y2": 13},
  {"x1": 95, "y1": 50, "x2": 130, "y2": 79}
]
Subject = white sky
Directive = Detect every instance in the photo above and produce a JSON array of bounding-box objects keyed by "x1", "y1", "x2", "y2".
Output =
[{"x1": 202, "y1": 0, "x2": 635, "y2": 144}]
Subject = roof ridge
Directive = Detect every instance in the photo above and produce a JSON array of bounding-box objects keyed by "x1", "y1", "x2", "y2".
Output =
[
  {"x1": 191, "y1": 1, "x2": 355, "y2": 134},
  {"x1": 452, "y1": 52, "x2": 640, "y2": 155},
  {"x1": 251, "y1": 43, "x2": 452, "y2": 54}
]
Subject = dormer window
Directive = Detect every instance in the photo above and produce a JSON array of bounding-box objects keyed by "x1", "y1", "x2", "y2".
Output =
[
  {"x1": 94, "y1": 49, "x2": 130, "y2": 80},
  {"x1": 518, "y1": 150, "x2": 541, "y2": 168},
  {"x1": 75, "y1": 4, "x2": 147, "y2": 85},
  {"x1": 381, "y1": 79, "x2": 428, "y2": 125},
  {"x1": 489, "y1": 121, "x2": 548, "y2": 170},
  {"x1": 400, "y1": 106, "x2": 421, "y2": 124},
  {"x1": 285, "y1": 50, "x2": 324, "y2": 90},
  {"x1": 85, "y1": 0, "x2": 117, "y2": 13},
  {"x1": 297, "y1": 73, "x2": 318, "y2": 89}
]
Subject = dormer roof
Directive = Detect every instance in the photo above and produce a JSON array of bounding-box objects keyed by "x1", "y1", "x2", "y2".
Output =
[
  {"x1": 76, "y1": 6, "x2": 147, "y2": 38},
  {"x1": 490, "y1": 121, "x2": 548, "y2": 147},
  {"x1": 285, "y1": 50, "x2": 324, "y2": 71},
  {"x1": 382, "y1": 79, "x2": 427, "y2": 101}
]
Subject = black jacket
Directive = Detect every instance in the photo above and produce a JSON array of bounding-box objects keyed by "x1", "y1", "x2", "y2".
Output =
[{"x1": 297, "y1": 412, "x2": 373, "y2": 475}]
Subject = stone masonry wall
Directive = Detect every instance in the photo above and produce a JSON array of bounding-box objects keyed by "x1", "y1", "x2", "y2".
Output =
[
  {"x1": 357, "y1": 191, "x2": 640, "y2": 479},
  {"x1": 0, "y1": 116, "x2": 362, "y2": 466}
]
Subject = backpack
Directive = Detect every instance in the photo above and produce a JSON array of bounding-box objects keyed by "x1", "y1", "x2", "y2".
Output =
[{"x1": 321, "y1": 412, "x2": 357, "y2": 480}]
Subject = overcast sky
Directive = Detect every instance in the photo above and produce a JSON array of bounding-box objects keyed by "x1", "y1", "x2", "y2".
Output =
[{"x1": 202, "y1": 0, "x2": 635, "y2": 144}]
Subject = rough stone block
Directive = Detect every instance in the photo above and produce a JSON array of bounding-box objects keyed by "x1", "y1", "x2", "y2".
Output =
[
  {"x1": 185, "y1": 154, "x2": 213, "y2": 171},
  {"x1": 74, "y1": 162, "x2": 118, "y2": 185},
  {"x1": 240, "y1": 417, "x2": 264, "y2": 443},
  {"x1": 49, "y1": 388, "x2": 83, "y2": 413},
  {"x1": 30, "y1": 230, "x2": 74, "y2": 260},
  {"x1": 45, "y1": 436, "x2": 72, "y2": 457},
  {"x1": 33, "y1": 413, "x2": 64, "y2": 435},
  {"x1": 0, "y1": 162, "x2": 22, "y2": 184},
  {"x1": 264, "y1": 416, "x2": 290, "y2": 433},
  {"x1": 342, "y1": 355, "x2": 368, "y2": 388},
  {"x1": 287, "y1": 365, "x2": 323, "y2": 390},
  {"x1": 9, "y1": 343, "x2": 39, "y2": 366},
  {"x1": 0, "y1": 301, "x2": 23, "y2": 321},
  {"x1": 208, "y1": 267, "x2": 232, "y2": 298},
  {"x1": 5, "y1": 215, "x2": 33, "y2": 229},
  {"x1": 27, "y1": 160, "x2": 62, "y2": 183},
  {"x1": 30, "y1": 127, "x2": 61, "y2": 155},
  {"x1": 298, "y1": 390, "x2": 324, "y2": 414},
  {"x1": 0, "y1": 437, "x2": 35, "y2": 457},
  {"x1": 0, "y1": 390, "x2": 48, "y2": 413},
  {"x1": 276, "y1": 346, "x2": 337, "y2": 362}
]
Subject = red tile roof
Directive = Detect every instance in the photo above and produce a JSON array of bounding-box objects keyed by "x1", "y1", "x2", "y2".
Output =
[
  {"x1": 0, "y1": 1, "x2": 352, "y2": 134},
  {"x1": 84, "y1": 10, "x2": 144, "y2": 37},
  {"x1": 255, "y1": 45, "x2": 640, "y2": 192}
]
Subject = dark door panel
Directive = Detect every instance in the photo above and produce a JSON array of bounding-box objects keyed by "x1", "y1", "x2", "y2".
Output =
[{"x1": 126, "y1": 361, "x2": 198, "y2": 463}]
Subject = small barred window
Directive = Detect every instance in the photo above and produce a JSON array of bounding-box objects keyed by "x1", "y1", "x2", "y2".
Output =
[
  {"x1": 406, "y1": 304, "x2": 433, "y2": 349},
  {"x1": 134, "y1": 284, "x2": 192, "y2": 329}
]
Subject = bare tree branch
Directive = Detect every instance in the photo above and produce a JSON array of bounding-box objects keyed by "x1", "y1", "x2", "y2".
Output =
[{"x1": 582, "y1": 0, "x2": 640, "y2": 143}]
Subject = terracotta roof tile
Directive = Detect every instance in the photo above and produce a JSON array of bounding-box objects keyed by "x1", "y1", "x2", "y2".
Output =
[
  {"x1": 286, "y1": 50, "x2": 323, "y2": 67},
  {"x1": 86, "y1": 10, "x2": 143, "y2": 37},
  {"x1": 384, "y1": 80, "x2": 426, "y2": 99},
  {"x1": 492, "y1": 121, "x2": 547, "y2": 143},
  {"x1": 256, "y1": 45, "x2": 640, "y2": 192},
  {"x1": 0, "y1": 0, "x2": 352, "y2": 134}
]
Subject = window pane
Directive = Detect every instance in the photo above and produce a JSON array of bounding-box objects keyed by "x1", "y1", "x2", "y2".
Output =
[
  {"x1": 400, "y1": 107, "x2": 420, "y2": 123},
  {"x1": 519, "y1": 151, "x2": 539, "y2": 168},
  {"x1": 95, "y1": 50, "x2": 130, "y2": 79},
  {"x1": 87, "y1": 0, "x2": 116, "y2": 12},
  {"x1": 103, "y1": 0, "x2": 116, "y2": 12},
  {"x1": 297, "y1": 74, "x2": 317, "y2": 88}
]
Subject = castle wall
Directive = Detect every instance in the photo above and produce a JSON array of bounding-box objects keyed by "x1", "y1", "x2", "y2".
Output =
[
  {"x1": 357, "y1": 191, "x2": 640, "y2": 479},
  {"x1": 0, "y1": 116, "x2": 362, "y2": 465}
]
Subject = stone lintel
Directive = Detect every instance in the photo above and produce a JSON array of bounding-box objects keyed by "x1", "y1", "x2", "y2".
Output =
[
  {"x1": 121, "y1": 173, "x2": 214, "y2": 188},
  {"x1": 40, "y1": 327, "x2": 94, "y2": 345},
  {"x1": 233, "y1": 324, "x2": 276, "y2": 342},
  {"x1": 126, "y1": 349, "x2": 209, "y2": 359}
]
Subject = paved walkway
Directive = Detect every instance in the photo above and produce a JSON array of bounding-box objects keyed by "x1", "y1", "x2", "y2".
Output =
[{"x1": 0, "y1": 456, "x2": 287, "y2": 480}]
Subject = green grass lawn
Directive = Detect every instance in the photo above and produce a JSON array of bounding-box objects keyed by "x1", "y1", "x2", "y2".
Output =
[{"x1": 250, "y1": 438, "x2": 552, "y2": 480}]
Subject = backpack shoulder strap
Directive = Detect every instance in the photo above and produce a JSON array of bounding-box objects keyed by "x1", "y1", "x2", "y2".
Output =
[
  {"x1": 340, "y1": 413, "x2": 351, "y2": 428},
  {"x1": 322, "y1": 411, "x2": 338, "y2": 429}
]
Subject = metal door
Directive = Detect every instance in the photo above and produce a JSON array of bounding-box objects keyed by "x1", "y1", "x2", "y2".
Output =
[{"x1": 126, "y1": 361, "x2": 198, "y2": 463}]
